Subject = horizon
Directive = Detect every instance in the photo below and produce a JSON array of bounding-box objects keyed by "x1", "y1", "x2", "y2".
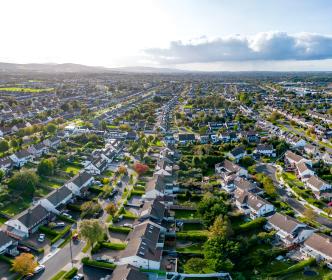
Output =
[{"x1": 1, "y1": 0, "x2": 332, "y2": 71}]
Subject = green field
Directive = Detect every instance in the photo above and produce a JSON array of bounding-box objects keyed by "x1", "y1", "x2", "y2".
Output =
[{"x1": 0, "y1": 87, "x2": 54, "y2": 93}]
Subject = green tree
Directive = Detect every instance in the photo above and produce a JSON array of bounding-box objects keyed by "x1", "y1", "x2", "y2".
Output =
[
  {"x1": 37, "y1": 158, "x2": 56, "y2": 176},
  {"x1": 209, "y1": 215, "x2": 233, "y2": 238},
  {"x1": 79, "y1": 219, "x2": 105, "y2": 249},
  {"x1": 184, "y1": 258, "x2": 206, "y2": 274},
  {"x1": 8, "y1": 170, "x2": 39, "y2": 197},
  {"x1": 0, "y1": 140, "x2": 9, "y2": 153},
  {"x1": 46, "y1": 123, "x2": 57, "y2": 134},
  {"x1": 80, "y1": 201, "x2": 102, "y2": 218},
  {"x1": 10, "y1": 139, "x2": 19, "y2": 149},
  {"x1": 0, "y1": 169, "x2": 5, "y2": 182}
]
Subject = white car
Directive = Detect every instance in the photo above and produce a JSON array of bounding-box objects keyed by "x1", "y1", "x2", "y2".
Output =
[
  {"x1": 123, "y1": 223, "x2": 133, "y2": 229},
  {"x1": 62, "y1": 213, "x2": 72, "y2": 219},
  {"x1": 34, "y1": 265, "x2": 45, "y2": 274},
  {"x1": 38, "y1": 234, "x2": 45, "y2": 242}
]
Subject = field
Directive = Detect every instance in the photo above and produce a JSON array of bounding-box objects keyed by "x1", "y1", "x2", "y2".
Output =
[{"x1": 0, "y1": 87, "x2": 54, "y2": 93}]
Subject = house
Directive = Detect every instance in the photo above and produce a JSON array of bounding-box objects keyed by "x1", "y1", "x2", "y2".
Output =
[
  {"x1": 178, "y1": 133, "x2": 196, "y2": 144},
  {"x1": 28, "y1": 142, "x2": 49, "y2": 157},
  {"x1": 5, "y1": 205, "x2": 51, "y2": 239},
  {"x1": 234, "y1": 177, "x2": 263, "y2": 195},
  {"x1": 304, "y1": 144, "x2": 318, "y2": 156},
  {"x1": 301, "y1": 233, "x2": 332, "y2": 269},
  {"x1": 9, "y1": 149, "x2": 34, "y2": 167},
  {"x1": 65, "y1": 171, "x2": 94, "y2": 196},
  {"x1": 219, "y1": 131, "x2": 238, "y2": 143},
  {"x1": 38, "y1": 186, "x2": 73, "y2": 214},
  {"x1": 296, "y1": 162, "x2": 315, "y2": 180},
  {"x1": 84, "y1": 156, "x2": 108, "y2": 175},
  {"x1": 43, "y1": 136, "x2": 61, "y2": 149},
  {"x1": 139, "y1": 200, "x2": 166, "y2": 223},
  {"x1": 284, "y1": 151, "x2": 312, "y2": 167},
  {"x1": 234, "y1": 189, "x2": 274, "y2": 219},
  {"x1": 266, "y1": 213, "x2": 315, "y2": 245},
  {"x1": 215, "y1": 159, "x2": 248, "y2": 180},
  {"x1": 117, "y1": 221, "x2": 166, "y2": 270},
  {"x1": 242, "y1": 130, "x2": 259, "y2": 142},
  {"x1": 126, "y1": 131, "x2": 138, "y2": 141},
  {"x1": 228, "y1": 146, "x2": 246, "y2": 162},
  {"x1": 255, "y1": 144, "x2": 275, "y2": 157},
  {"x1": 0, "y1": 231, "x2": 19, "y2": 256},
  {"x1": 323, "y1": 153, "x2": 332, "y2": 165},
  {"x1": 0, "y1": 157, "x2": 13, "y2": 173},
  {"x1": 306, "y1": 176, "x2": 332, "y2": 194},
  {"x1": 144, "y1": 174, "x2": 175, "y2": 199},
  {"x1": 109, "y1": 264, "x2": 148, "y2": 280}
]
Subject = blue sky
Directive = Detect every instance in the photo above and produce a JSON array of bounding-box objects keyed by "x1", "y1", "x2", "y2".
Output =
[{"x1": 0, "y1": 0, "x2": 331, "y2": 70}]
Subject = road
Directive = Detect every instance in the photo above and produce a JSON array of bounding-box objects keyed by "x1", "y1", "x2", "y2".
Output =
[
  {"x1": 257, "y1": 163, "x2": 332, "y2": 229},
  {"x1": 36, "y1": 239, "x2": 85, "y2": 280}
]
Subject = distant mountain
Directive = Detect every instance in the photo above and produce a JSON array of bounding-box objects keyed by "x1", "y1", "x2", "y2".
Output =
[{"x1": 0, "y1": 62, "x2": 186, "y2": 74}]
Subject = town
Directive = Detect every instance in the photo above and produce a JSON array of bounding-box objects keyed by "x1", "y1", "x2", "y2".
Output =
[{"x1": 0, "y1": 68, "x2": 330, "y2": 280}]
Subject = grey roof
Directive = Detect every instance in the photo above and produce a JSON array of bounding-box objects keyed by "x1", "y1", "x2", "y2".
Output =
[
  {"x1": 268, "y1": 212, "x2": 302, "y2": 234},
  {"x1": 230, "y1": 146, "x2": 245, "y2": 157},
  {"x1": 17, "y1": 205, "x2": 49, "y2": 229},
  {"x1": 0, "y1": 230, "x2": 12, "y2": 247},
  {"x1": 304, "y1": 233, "x2": 332, "y2": 258},
  {"x1": 15, "y1": 149, "x2": 31, "y2": 159},
  {"x1": 46, "y1": 186, "x2": 72, "y2": 206},
  {"x1": 110, "y1": 264, "x2": 148, "y2": 280},
  {"x1": 178, "y1": 133, "x2": 195, "y2": 141},
  {"x1": 69, "y1": 171, "x2": 93, "y2": 187}
]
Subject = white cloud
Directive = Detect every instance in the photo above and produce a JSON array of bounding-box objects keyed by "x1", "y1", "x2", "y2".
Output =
[{"x1": 144, "y1": 31, "x2": 332, "y2": 64}]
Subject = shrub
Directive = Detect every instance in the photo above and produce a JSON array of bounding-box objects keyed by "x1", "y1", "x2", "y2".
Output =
[
  {"x1": 100, "y1": 242, "x2": 126, "y2": 250},
  {"x1": 81, "y1": 257, "x2": 116, "y2": 270},
  {"x1": 39, "y1": 226, "x2": 58, "y2": 237},
  {"x1": 235, "y1": 217, "x2": 266, "y2": 233},
  {"x1": 63, "y1": 267, "x2": 78, "y2": 279},
  {"x1": 109, "y1": 226, "x2": 132, "y2": 234},
  {"x1": 269, "y1": 258, "x2": 315, "y2": 276},
  {"x1": 51, "y1": 225, "x2": 71, "y2": 245},
  {"x1": 176, "y1": 231, "x2": 208, "y2": 242},
  {"x1": 58, "y1": 214, "x2": 76, "y2": 224}
]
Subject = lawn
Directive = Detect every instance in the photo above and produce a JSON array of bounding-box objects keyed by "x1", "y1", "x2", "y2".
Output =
[
  {"x1": 39, "y1": 177, "x2": 62, "y2": 189},
  {"x1": 174, "y1": 209, "x2": 199, "y2": 219},
  {"x1": 0, "y1": 198, "x2": 31, "y2": 216},
  {"x1": 177, "y1": 243, "x2": 203, "y2": 254},
  {"x1": 63, "y1": 165, "x2": 81, "y2": 175}
]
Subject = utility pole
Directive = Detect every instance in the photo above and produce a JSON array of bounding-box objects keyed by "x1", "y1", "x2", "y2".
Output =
[{"x1": 69, "y1": 232, "x2": 74, "y2": 268}]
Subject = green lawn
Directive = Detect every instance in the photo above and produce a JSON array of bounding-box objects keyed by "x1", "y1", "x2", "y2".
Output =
[
  {"x1": 63, "y1": 165, "x2": 81, "y2": 175},
  {"x1": 0, "y1": 199, "x2": 31, "y2": 216},
  {"x1": 177, "y1": 243, "x2": 203, "y2": 254},
  {"x1": 174, "y1": 209, "x2": 199, "y2": 219},
  {"x1": 39, "y1": 178, "x2": 62, "y2": 189}
]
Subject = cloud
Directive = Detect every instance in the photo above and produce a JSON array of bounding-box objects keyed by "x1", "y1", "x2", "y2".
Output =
[{"x1": 144, "y1": 32, "x2": 332, "y2": 64}]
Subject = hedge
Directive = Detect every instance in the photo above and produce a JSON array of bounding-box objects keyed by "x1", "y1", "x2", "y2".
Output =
[
  {"x1": 100, "y1": 242, "x2": 126, "y2": 250},
  {"x1": 269, "y1": 258, "x2": 316, "y2": 276},
  {"x1": 67, "y1": 204, "x2": 82, "y2": 212},
  {"x1": 235, "y1": 217, "x2": 267, "y2": 233},
  {"x1": 50, "y1": 271, "x2": 66, "y2": 280},
  {"x1": 176, "y1": 231, "x2": 208, "y2": 242},
  {"x1": 109, "y1": 226, "x2": 132, "y2": 234},
  {"x1": 81, "y1": 257, "x2": 116, "y2": 270},
  {"x1": 51, "y1": 225, "x2": 71, "y2": 245},
  {"x1": 39, "y1": 226, "x2": 58, "y2": 237},
  {"x1": 63, "y1": 267, "x2": 78, "y2": 279},
  {"x1": 89, "y1": 186, "x2": 104, "y2": 194},
  {"x1": 0, "y1": 254, "x2": 13, "y2": 264},
  {"x1": 58, "y1": 214, "x2": 76, "y2": 224}
]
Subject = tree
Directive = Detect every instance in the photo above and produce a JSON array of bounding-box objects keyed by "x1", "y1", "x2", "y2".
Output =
[
  {"x1": 8, "y1": 169, "x2": 39, "y2": 197},
  {"x1": 46, "y1": 123, "x2": 57, "y2": 134},
  {"x1": 80, "y1": 201, "x2": 102, "y2": 218},
  {"x1": 133, "y1": 162, "x2": 149, "y2": 175},
  {"x1": 37, "y1": 158, "x2": 56, "y2": 176},
  {"x1": 0, "y1": 140, "x2": 9, "y2": 153},
  {"x1": 209, "y1": 215, "x2": 233, "y2": 238},
  {"x1": 12, "y1": 253, "x2": 37, "y2": 276},
  {"x1": 184, "y1": 258, "x2": 206, "y2": 274},
  {"x1": 204, "y1": 235, "x2": 240, "y2": 271},
  {"x1": 105, "y1": 203, "x2": 117, "y2": 216},
  {"x1": 79, "y1": 219, "x2": 105, "y2": 248},
  {"x1": 117, "y1": 165, "x2": 127, "y2": 175},
  {"x1": 0, "y1": 169, "x2": 4, "y2": 182},
  {"x1": 10, "y1": 139, "x2": 19, "y2": 149}
]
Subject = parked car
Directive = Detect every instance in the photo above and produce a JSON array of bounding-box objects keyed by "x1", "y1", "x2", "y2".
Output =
[
  {"x1": 34, "y1": 265, "x2": 45, "y2": 274},
  {"x1": 72, "y1": 233, "x2": 79, "y2": 243},
  {"x1": 62, "y1": 213, "x2": 72, "y2": 219},
  {"x1": 55, "y1": 222, "x2": 66, "y2": 228},
  {"x1": 123, "y1": 223, "x2": 133, "y2": 229},
  {"x1": 17, "y1": 246, "x2": 31, "y2": 252},
  {"x1": 38, "y1": 234, "x2": 45, "y2": 243},
  {"x1": 72, "y1": 274, "x2": 84, "y2": 280}
]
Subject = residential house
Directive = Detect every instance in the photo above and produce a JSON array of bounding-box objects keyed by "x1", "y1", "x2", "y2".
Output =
[
  {"x1": 219, "y1": 131, "x2": 238, "y2": 143},
  {"x1": 301, "y1": 233, "x2": 332, "y2": 269},
  {"x1": 43, "y1": 136, "x2": 61, "y2": 149},
  {"x1": 117, "y1": 221, "x2": 166, "y2": 270},
  {"x1": 266, "y1": 213, "x2": 315, "y2": 245},
  {"x1": 0, "y1": 231, "x2": 19, "y2": 256},
  {"x1": 284, "y1": 151, "x2": 312, "y2": 167},
  {"x1": 306, "y1": 176, "x2": 332, "y2": 197},
  {"x1": 109, "y1": 264, "x2": 148, "y2": 280},
  {"x1": 296, "y1": 162, "x2": 315, "y2": 180},
  {"x1": 84, "y1": 156, "x2": 108, "y2": 175},
  {"x1": 28, "y1": 142, "x2": 49, "y2": 158},
  {"x1": 228, "y1": 146, "x2": 246, "y2": 162},
  {"x1": 255, "y1": 144, "x2": 275, "y2": 157},
  {"x1": 9, "y1": 149, "x2": 34, "y2": 167},
  {"x1": 0, "y1": 157, "x2": 13, "y2": 173},
  {"x1": 234, "y1": 189, "x2": 274, "y2": 219},
  {"x1": 215, "y1": 159, "x2": 248, "y2": 180},
  {"x1": 38, "y1": 186, "x2": 73, "y2": 214},
  {"x1": 139, "y1": 200, "x2": 166, "y2": 223},
  {"x1": 65, "y1": 171, "x2": 94, "y2": 196},
  {"x1": 323, "y1": 153, "x2": 332, "y2": 165},
  {"x1": 5, "y1": 205, "x2": 51, "y2": 239},
  {"x1": 178, "y1": 133, "x2": 196, "y2": 144},
  {"x1": 304, "y1": 144, "x2": 318, "y2": 157}
]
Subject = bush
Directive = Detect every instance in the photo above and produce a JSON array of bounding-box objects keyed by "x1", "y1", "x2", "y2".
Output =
[
  {"x1": 235, "y1": 217, "x2": 266, "y2": 233},
  {"x1": 100, "y1": 242, "x2": 126, "y2": 250},
  {"x1": 81, "y1": 257, "x2": 116, "y2": 270},
  {"x1": 0, "y1": 254, "x2": 13, "y2": 264},
  {"x1": 51, "y1": 225, "x2": 71, "y2": 245},
  {"x1": 109, "y1": 226, "x2": 132, "y2": 234},
  {"x1": 63, "y1": 267, "x2": 78, "y2": 279},
  {"x1": 39, "y1": 226, "x2": 58, "y2": 237},
  {"x1": 67, "y1": 204, "x2": 82, "y2": 212},
  {"x1": 176, "y1": 231, "x2": 208, "y2": 242},
  {"x1": 58, "y1": 214, "x2": 76, "y2": 224}
]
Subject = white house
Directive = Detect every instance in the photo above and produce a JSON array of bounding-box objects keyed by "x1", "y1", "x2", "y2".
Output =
[
  {"x1": 28, "y1": 142, "x2": 49, "y2": 158},
  {"x1": 285, "y1": 151, "x2": 312, "y2": 167},
  {"x1": 301, "y1": 233, "x2": 332, "y2": 269},
  {"x1": 306, "y1": 176, "x2": 331, "y2": 193},
  {"x1": 117, "y1": 221, "x2": 166, "y2": 270},
  {"x1": 84, "y1": 156, "x2": 108, "y2": 175},
  {"x1": 39, "y1": 186, "x2": 73, "y2": 214},
  {"x1": 296, "y1": 162, "x2": 315, "y2": 180},
  {"x1": 9, "y1": 149, "x2": 34, "y2": 167},
  {"x1": 5, "y1": 205, "x2": 50, "y2": 239},
  {"x1": 0, "y1": 231, "x2": 19, "y2": 256},
  {"x1": 215, "y1": 159, "x2": 248, "y2": 180},
  {"x1": 266, "y1": 213, "x2": 315, "y2": 245},
  {"x1": 255, "y1": 144, "x2": 275, "y2": 157},
  {"x1": 65, "y1": 171, "x2": 94, "y2": 196},
  {"x1": 43, "y1": 136, "x2": 61, "y2": 149}
]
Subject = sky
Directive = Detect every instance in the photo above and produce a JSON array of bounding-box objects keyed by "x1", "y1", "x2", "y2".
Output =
[{"x1": 0, "y1": 0, "x2": 332, "y2": 71}]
